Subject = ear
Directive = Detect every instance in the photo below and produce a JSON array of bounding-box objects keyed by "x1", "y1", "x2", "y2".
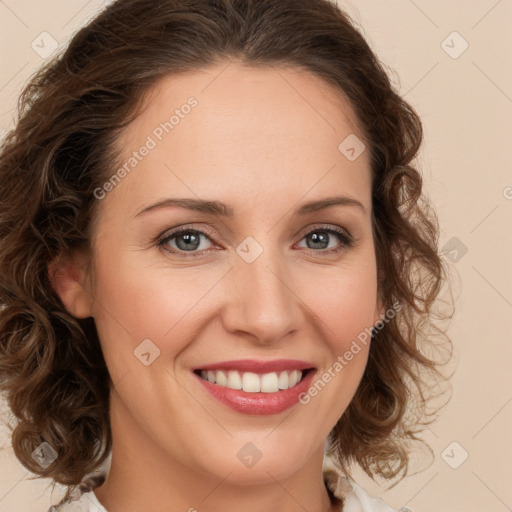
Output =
[
  {"x1": 48, "y1": 250, "x2": 94, "y2": 319},
  {"x1": 372, "y1": 302, "x2": 385, "y2": 328},
  {"x1": 373, "y1": 268, "x2": 386, "y2": 326},
  {"x1": 372, "y1": 289, "x2": 387, "y2": 328}
]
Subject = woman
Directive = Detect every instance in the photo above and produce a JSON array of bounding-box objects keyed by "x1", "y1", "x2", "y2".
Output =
[{"x1": 0, "y1": 0, "x2": 452, "y2": 511}]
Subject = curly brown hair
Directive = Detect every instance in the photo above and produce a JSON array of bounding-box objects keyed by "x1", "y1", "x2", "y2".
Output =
[{"x1": 0, "y1": 0, "x2": 453, "y2": 491}]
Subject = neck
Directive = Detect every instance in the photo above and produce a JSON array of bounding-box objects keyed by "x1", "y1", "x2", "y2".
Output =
[{"x1": 94, "y1": 395, "x2": 335, "y2": 512}]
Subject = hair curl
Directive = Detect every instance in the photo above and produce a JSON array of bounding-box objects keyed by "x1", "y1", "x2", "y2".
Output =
[{"x1": 0, "y1": 0, "x2": 453, "y2": 491}]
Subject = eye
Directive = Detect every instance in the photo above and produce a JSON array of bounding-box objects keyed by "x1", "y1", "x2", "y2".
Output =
[
  {"x1": 156, "y1": 224, "x2": 355, "y2": 258},
  {"x1": 296, "y1": 225, "x2": 354, "y2": 255},
  {"x1": 157, "y1": 226, "x2": 216, "y2": 257}
]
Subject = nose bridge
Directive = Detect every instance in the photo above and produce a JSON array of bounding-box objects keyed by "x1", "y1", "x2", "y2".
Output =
[{"x1": 223, "y1": 238, "x2": 300, "y2": 343}]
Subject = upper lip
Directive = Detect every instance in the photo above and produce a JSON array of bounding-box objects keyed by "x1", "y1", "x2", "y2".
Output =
[{"x1": 194, "y1": 359, "x2": 316, "y2": 374}]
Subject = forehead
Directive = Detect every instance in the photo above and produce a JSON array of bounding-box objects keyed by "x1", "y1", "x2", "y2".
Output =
[{"x1": 105, "y1": 62, "x2": 372, "y2": 220}]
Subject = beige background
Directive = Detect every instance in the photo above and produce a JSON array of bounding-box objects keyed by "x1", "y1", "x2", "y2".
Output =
[{"x1": 1, "y1": 1, "x2": 511, "y2": 511}]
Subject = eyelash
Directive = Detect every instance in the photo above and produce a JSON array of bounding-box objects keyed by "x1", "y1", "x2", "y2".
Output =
[{"x1": 156, "y1": 224, "x2": 355, "y2": 258}]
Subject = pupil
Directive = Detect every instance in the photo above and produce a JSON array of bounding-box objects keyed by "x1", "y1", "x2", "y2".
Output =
[
  {"x1": 309, "y1": 232, "x2": 328, "y2": 249},
  {"x1": 178, "y1": 232, "x2": 199, "y2": 251}
]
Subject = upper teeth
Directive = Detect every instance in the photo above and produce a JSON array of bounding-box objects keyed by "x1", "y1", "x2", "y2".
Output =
[{"x1": 199, "y1": 369, "x2": 304, "y2": 393}]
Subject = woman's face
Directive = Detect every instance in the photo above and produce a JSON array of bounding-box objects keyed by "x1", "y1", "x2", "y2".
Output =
[{"x1": 79, "y1": 62, "x2": 383, "y2": 483}]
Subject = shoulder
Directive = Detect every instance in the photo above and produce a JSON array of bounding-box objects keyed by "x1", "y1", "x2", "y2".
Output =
[
  {"x1": 47, "y1": 473, "x2": 108, "y2": 512},
  {"x1": 48, "y1": 490, "x2": 107, "y2": 512},
  {"x1": 323, "y1": 454, "x2": 414, "y2": 512},
  {"x1": 345, "y1": 478, "x2": 413, "y2": 512}
]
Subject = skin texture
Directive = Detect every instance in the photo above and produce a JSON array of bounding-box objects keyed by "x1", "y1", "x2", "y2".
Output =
[{"x1": 52, "y1": 60, "x2": 384, "y2": 512}]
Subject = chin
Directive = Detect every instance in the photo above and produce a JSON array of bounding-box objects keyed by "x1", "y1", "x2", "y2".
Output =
[
  {"x1": 195, "y1": 438, "x2": 314, "y2": 486},
  {"x1": 219, "y1": 458, "x2": 303, "y2": 486}
]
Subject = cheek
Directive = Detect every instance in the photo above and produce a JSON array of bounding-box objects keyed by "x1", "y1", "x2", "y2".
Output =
[
  {"x1": 297, "y1": 259, "x2": 379, "y2": 353},
  {"x1": 89, "y1": 250, "x2": 220, "y2": 373}
]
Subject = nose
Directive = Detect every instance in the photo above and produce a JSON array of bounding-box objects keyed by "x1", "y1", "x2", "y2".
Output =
[{"x1": 221, "y1": 244, "x2": 302, "y2": 345}]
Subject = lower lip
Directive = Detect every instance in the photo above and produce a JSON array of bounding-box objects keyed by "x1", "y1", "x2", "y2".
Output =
[{"x1": 194, "y1": 370, "x2": 316, "y2": 415}]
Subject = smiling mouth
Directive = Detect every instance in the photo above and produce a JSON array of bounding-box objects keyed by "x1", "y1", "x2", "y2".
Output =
[{"x1": 193, "y1": 368, "x2": 314, "y2": 393}]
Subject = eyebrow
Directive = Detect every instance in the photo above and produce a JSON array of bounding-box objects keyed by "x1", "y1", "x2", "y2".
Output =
[{"x1": 134, "y1": 195, "x2": 366, "y2": 218}]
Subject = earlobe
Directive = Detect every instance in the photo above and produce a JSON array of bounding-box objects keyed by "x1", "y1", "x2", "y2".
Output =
[{"x1": 48, "y1": 251, "x2": 94, "y2": 319}]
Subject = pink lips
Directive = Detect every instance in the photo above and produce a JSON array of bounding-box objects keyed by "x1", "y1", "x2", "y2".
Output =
[{"x1": 193, "y1": 359, "x2": 316, "y2": 415}]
